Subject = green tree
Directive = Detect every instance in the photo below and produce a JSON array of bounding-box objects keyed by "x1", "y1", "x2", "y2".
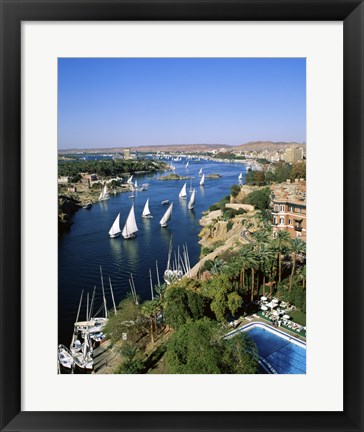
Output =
[
  {"x1": 164, "y1": 286, "x2": 190, "y2": 330},
  {"x1": 227, "y1": 292, "x2": 243, "y2": 315},
  {"x1": 117, "y1": 342, "x2": 145, "y2": 374},
  {"x1": 290, "y1": 161, "x2": 306, "y2": 180},
  {"x1": 141, "y1": 300, "x2": 159, "y2": 345},
  {"x1": 104, "y1": 294, "x2": 146, "y2": 344},
  {"x1": 165, "y1": 319, "x2": 258, "y2": 374},
  {"x1": 289, "y1": 238, "x2": 306, "y2": 292},
  {"x1": 243, "y1": 188, "x2": 271, "y2": 211}
]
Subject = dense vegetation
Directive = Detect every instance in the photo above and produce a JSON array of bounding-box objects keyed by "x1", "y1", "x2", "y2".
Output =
[
  {"x1": 245, "y1": 161, "x2": 306, "y2": 186},
  {"x1": 212, "y1": 152, "x2": 246, "y2": 160},
  {"x1": 58, "y1": 158, "x2": 167, "y2": 179}
]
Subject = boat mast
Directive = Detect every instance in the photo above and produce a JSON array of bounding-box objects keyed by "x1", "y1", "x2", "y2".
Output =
[
  {"x1": 100, "y1": 266, "x2": 108, "y2": 319},
  {"x1": 166, "y1": 237, "x2": 173, "y2": 270},
  {"x1": 86, "y1": 292, "x2": 89, "y2": 322},
  {"x1": 149, "y1": 268, "x2": 154, "y2": 300},
  {"x1": 131, "y1": 274, "x2": 138, "y2": 305},
  {"x1": 156, "y1": 261, "x2": 161, "y2": 286},
  {"x1": 75, "y1": 290, "x2": 84, "y2": 324},
  {"x1": 89, "y1": 286, "x2": 96, "y2": 321},
  {"x1": 108, "y1": 277, "x2": 117, "y2": 315}
]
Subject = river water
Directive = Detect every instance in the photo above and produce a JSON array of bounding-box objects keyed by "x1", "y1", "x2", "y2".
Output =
[{"x1": 58, "y1": 158, "x2": 247, "y2": 345}]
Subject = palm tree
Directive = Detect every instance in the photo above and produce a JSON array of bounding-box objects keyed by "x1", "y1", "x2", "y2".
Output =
[
  {"x1": 210, "y1": 257, "x2": 226, "y2": 275},
  {"x1": 253, "y1": 229, "x2": 271, "y2": 245},
  {"x1": 289, "y1": 238, "x2": 306, "y2": 292},
  {"x1": 141, "y1": 300, "x2": 157, "y2": 345},
  {"x1": 249, "y1": 252, "x2": 259, "y2": 302},
  {"x1": 272, "y1": 230, "x2": 292, "y2": 284},
  {"x1": 255, "y1": 243, "x2": 276, "y2": 297},
  {"x1": 155, "y1": 283, "x2": 167, "y2": 329},
  {"x1": 239, "y1": 244, "x2": 255, "y2": 293}
]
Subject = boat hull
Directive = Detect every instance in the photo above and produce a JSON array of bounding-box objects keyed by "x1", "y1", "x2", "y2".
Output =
[
  {"x1": 109, "y1": 232, "x2": 121, "y2": 238},
  {"x1": 122, "y1": 234, "x2": 136, "y2": 239}
]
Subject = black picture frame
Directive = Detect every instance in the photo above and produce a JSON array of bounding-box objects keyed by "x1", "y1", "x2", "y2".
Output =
[{"x1": 0, "y1": 1, "x2": 363, "y2": 431}]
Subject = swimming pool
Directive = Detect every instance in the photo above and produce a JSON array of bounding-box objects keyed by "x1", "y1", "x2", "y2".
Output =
[{"x1": 229, "y1": 323, "x2": 306, "y2": 374}]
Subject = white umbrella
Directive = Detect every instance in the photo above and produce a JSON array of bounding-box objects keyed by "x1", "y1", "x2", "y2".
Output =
[
  {"x1": 283, "y1": 314, "x2": 290, "y2": 320},
  {"x1": 261, "y1": 305, "x2": 268, "y2": 311},
  {"x1": 261, "y1": 296, "x2": 268, "y2": 301},
  {"x1": 272, "y1": 298, "x2": 279, "y2": 303},
  {"x1": 273, "y1": 310, "x2": 279, "y2": 316}
]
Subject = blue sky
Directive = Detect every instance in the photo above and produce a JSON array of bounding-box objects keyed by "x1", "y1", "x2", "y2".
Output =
[{"x1": 58, "y1": 58, "x2": 306, "y2": 149}]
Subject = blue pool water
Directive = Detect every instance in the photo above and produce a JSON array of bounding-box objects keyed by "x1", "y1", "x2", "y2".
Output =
[{"x1": 246, "y1": 326, "x2": 306, "y2": 374}]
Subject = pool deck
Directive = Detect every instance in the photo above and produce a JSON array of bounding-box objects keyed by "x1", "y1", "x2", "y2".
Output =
[{"x1": 231, "y1": 315, "x2": 306, "y2": 343}]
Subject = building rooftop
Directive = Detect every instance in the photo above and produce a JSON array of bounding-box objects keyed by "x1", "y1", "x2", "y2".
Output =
[{"x1": 271, "y1": 179, "x2": 306, "y2": 205}]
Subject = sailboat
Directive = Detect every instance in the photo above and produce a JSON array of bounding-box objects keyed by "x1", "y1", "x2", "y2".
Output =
[
  {"x1": 160, "y1": 203, "x2": 173, "y2": 227},
  {"x1": 58, "y1": 344, "x2": 74, "y2": 373},
  {"x1": 142, "y1": 198, "x2": 153, "y2": 218},
  {"x1": 199, "y1": 168, "x2": 203, "y2": 176},
  {"x1": 98, "y1": 184, "x2": 110, "y2": 201},
  {"x1": 179, "y1": 182, "x2": 187, "y2": 199},
  {"x1": 188, "y1": 189, "x2": 196, "y2": 210},
  {"x1": 73, "y1": 333, "x2": 94, "y2": 373},
  {"x1": 122, "y1": 204, "x2": 138, "y2": 239},
  {"x1": 108, "y1": 213, "x2": 121, "y2": 238},
  {"x1": 185, "y1": 162, "x2": 189, "y2": 169},
  {"x1": 163, "y1": 238, "x2": 191, "y2": 284},
  {"x1": 200, "y1": 174, "x2": 205, "y2": 187},
  {"x1": 238, "y1": 172, "x2": 243, "y2": 181},
  {"x1": 127, "y1": 175, "x2": 133, "y2": 184}
]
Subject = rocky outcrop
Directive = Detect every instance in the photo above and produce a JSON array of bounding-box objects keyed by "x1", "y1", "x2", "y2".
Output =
[{"x1": 58, "y1": 195, "x2": 81, "y2": 235}]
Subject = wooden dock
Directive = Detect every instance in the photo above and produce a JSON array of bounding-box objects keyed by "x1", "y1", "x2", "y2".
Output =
[{"x1": 92, "y1": 341, "x2": 120, "y2": 374}]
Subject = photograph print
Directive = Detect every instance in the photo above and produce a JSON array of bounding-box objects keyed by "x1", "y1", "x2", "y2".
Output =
[{"x1": 58, "y1": 58, "x2": 306, "y2": 374}]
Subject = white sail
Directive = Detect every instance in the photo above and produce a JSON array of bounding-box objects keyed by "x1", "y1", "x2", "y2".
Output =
[
  {"x1": 108, "y1": 213, "x2": 121, "y2": 237},
  {"x1": 142, "y1": 198, "x2": 152, "y2": 218},
  {"x1": 188, "y1": 189, "x2": 196, "y2": 210},
  {"x1": 99, "y1": 184, "x2": 110, "y2": 201},
  {"x1": 199, "y1": 168, "x2": 203, "y2": 176},
  {"x1": 135, "y1": 180, "x2": 138, "y2": 188},
  {"x1": 200, "y1": 174, "x2": 205, "y2": 186},
  {"x1": 122, "y1": 205, "x2": 138, "y2": 239},
  {"x1": 185, "y1": 162, "x2": 189, "y2": 168},
  {"x1": 160, "y1": 203, "x2": 173, "y2": 227},
  {"x1": 179, "y1": 183, "x2": 187, "y2": 199},
  {"x1": 127, "y1": 175, "x2": 133, "y2": 184},
  {"x1": 238, "y1": 172, "x2": 243, "y2": 180}
]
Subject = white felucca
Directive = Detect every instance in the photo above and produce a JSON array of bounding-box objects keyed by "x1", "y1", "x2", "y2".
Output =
[
  {"x1": 122, "y1": 204, "x2": 138, "y2": 239},
  {"x1": 160, "y1": 203, "x2": 173, "y2": 227},
  {"x1": 199, "y1": 168, "x2": 203, "y2": 176},
  {"x1": 238, "y1": 172, "x2": 243, "y2": 180},
  {"x1": 185, "y1": 162, "x2": 189, "y2": 168},
  {"x1": 108, "y1": 213, "x2": 121, "y2": 238},
  {"x1": 127, "y1": 175, "x2": 133, "y2": 184},
  {"x1": 98, "y1": 184, "x2": 110, "y2": 201},
  {"x1": 179, "y1": 182, "x2": 187, "y2": 199},
  {"x1": 142, "y1": 198, "x2": 153, "y2": 218},
  {"x1": 200, "y1": 174, "x2": 205, "y2": 187},
  {"x1": 188, "y1": 189, "x2": 196, "y2": 210}
]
